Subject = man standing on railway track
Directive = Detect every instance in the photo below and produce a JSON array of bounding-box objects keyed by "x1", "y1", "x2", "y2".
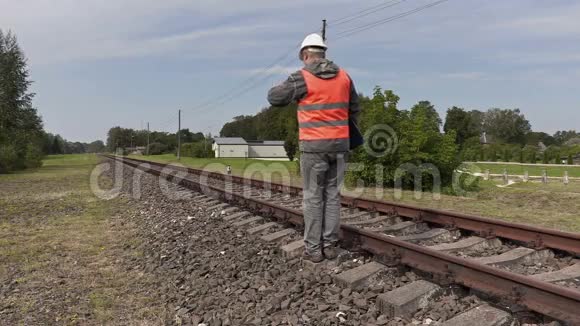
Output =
[{"x1": 267, "y1": 33, "x2": 361, "y2": 263}]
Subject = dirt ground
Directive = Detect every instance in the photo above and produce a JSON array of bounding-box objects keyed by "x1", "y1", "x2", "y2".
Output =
[{"x1": 0, "y1": 154, "x2": 168, "y2": 325}]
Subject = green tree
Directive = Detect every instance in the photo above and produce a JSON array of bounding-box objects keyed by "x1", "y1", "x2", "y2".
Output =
[
  {"x1": 553, "y1": 130, "x2": 577, "y2": 145},
  {"x1": 526, "y1": 132, "x2": 556, "y2": 146},
  {"x1": 483, "y1": 108, "x2": 531, "y2": 145},
  {"x1": 87, "y1": 140, "x2": 105, "y2": 153},
  {"x1": 220, "y1": 115, "x2": 258, "y2": 139},
  {"x1": 568, "y1": 154, "x2": 574, "y2": 165},
  {"x1": 443, "y1": 107, "x2": 482, "y2": 146},
  {"x1": 0, "y1": 30, "x2": 44, "y2": 172},
  {"x1": 51, "y1": 137, "x2": 62, "y2": 154}
]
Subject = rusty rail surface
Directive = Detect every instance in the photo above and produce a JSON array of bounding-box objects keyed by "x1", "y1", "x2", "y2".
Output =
[
  {"x1": 106, "y1": 155, "x2": 580, "y2": 255},
  {"x1": 108, "y1": 155, "x2": 580, "y2": 323}
]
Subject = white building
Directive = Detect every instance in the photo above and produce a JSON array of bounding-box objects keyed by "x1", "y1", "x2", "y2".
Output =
[{"x1": 213, "y1": 137, "x2": 288, "y2": 159}]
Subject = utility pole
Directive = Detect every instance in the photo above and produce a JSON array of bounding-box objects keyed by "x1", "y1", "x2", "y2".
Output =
[
  {"x1": 322, "y1": 19, "x2": 327, "y2": 41},
  {"x1": 177, "y1": 109, "x2": 181, "y2": 160},
  {"x1": 146, "y1": 122, "x2": 150, "y2": 156}
]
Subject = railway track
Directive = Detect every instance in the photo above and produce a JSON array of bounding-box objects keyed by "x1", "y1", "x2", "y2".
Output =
[{"x1": 104, "y1": 155, "x2": 580, "y2": 324}]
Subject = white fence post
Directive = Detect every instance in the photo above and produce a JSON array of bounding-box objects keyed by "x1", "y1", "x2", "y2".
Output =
[
  {"x1": 503, "y1": 169, "x2": 508, "y2": 185},
  {"x1": 542, "y1": 170, "x2": 548, "y2": 184}
]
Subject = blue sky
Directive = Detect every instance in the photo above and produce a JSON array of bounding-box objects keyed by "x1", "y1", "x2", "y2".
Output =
[{"x1": 2, "y1": 0, "x2": 579, "y2": 142}]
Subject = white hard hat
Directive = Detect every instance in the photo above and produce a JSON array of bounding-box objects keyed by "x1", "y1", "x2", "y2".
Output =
[{"x1": 300, "y1": 33, "x2": 327, "y2": 52}]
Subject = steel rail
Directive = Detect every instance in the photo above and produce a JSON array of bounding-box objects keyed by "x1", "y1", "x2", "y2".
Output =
[
  {"x1": 106, "y1": 155, "x2": 580, "y2": 255},
  {"x1": 110, "y1": 155, "x2": 580, "y2": 323}
]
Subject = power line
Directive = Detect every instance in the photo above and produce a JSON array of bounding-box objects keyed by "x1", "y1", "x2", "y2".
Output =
[
  {"x1": 198, "y1": 55, "x2": 297, "y2": 113},
  {"x1": 205, "y1": 1, "x2": 448, "y2": 114},
  {"x1": 152, "y1": 43, "x2": 301, "y2": 131},
  {"x1": 329, "y1": 0, "x2": 406, "y2": 27},
  {"x1": 149, "y1": 1, "x2": 448, "y2": 132},
  {"x1": 335, "y1": 0, "x2": 450, "y2": 40},
  {"x1": 150, "y1": 2, "x2": 414, "y2": 129}
]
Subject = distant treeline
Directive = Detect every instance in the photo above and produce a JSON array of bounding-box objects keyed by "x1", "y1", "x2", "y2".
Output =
[
  {"x1": 443, "y1": 107, "x2": 580, "y2": 164},
  {"x1": 42, "y1": 133, "x2": 105, "y2": 155},
  {"x1": 106, "y1": 127, "x2": 213, "y2": 157}
]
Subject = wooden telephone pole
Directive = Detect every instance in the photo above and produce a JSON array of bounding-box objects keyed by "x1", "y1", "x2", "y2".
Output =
[
  {"x1": 322, "y1": 19, "x2": 327, "y2": 41},
  {"x1": 177, "y1": 109, "x2": 181, "y2": 160}
]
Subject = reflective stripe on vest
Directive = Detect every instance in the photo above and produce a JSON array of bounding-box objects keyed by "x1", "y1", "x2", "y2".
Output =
[{"x1": 297, "y1": 69, "x2": 351, "y2": 141}]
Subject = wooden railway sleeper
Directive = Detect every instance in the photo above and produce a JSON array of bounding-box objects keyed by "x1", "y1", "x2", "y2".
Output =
[{"x1": 528, "y1": 234, "x2": 546, "y2": 251}]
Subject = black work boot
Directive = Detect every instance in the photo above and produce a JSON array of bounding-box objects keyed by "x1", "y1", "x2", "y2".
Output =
[
  {"x1": 323, "y1": 245, "x2": 339, "y2": 260},
  {"x1": 303, "y1": 250, "x2": 324, "y2": 263}
]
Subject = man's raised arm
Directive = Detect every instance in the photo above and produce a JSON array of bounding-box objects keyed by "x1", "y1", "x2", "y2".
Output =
[{"x1": 267, "y1": 72, "x2": 306, "y2": 107}]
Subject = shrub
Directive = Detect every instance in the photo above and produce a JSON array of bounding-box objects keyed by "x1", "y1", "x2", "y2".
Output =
[
  {"x1": 180, "y1": 142, "x2": 213, "y2": 158},
  {"x1": 24, "y1": 143, "x2": 44, "y2": 168},
  {"x1": 0, "y1": 145, "x2": 18, "y2": 173},
  {"x1": 503, "y1": 148, "x2": 512, "y2": 162},
  {"x1": 284, "y1": 136, "x2": 298, "y2": 162},
  {"x1": 347, "y1": 91, "x2": 460, "y2": 192},
  {"x1": 148, "y1": 142, "x2": 168, "y2": 155}
]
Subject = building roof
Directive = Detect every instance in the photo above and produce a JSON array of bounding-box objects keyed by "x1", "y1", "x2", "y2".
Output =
[
  {"x1": 213, "y1": 137, "x2": 247, "y2": 145},
  {"x1": 214, "y1": 137, "x2": 285, "y2": 146},
  {"x1": 246, "y1": 140, "x2": 285, "y2": 146}
]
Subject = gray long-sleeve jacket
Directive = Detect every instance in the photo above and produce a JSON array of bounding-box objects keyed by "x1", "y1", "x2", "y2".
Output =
[{"x1": 267, "y1": 59, "x2": 360, "y2": 152}]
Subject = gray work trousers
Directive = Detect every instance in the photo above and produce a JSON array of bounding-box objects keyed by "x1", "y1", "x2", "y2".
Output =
[{"x1": 300, "y1": 152, "x2": 347, "y2": 254}]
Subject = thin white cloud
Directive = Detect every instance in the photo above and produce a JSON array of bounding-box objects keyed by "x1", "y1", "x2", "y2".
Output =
[
  {"x1": 68, "y1": 24, "x2": 270, "y2": 61},
  {"x1": 495, "y1": 52, "x2": 580, "y2": 65},
  {"x1": 0, "y1": 0, "x2": 321, "y2": 65},
  {"x1": 343, "y1": 67, "x2": 371, "y2": 76},
  {"x1": 246, "y1": 65, "x2": 300, "y2": 76},
  {"x1": 490, "y1": 4, "x2": 580, "y2": 37},
  {"x1": 441, "y1": 72, "x2": 487, "y2": 80}
]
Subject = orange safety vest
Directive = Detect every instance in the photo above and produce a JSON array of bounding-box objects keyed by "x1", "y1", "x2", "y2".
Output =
[{"x1": 297, "y1": 69, "x2": 351, "y2": 142}]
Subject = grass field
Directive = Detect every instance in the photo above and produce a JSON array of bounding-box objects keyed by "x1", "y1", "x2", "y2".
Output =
[
  {"x1": 465, "y1": 162, "x2": 580, "y2": 178},
  {"x1": 352, "y1": 180, "x2": 580, "y2": 233},
  {"x1": 129, "y1": 154, "x2": 301, "y2": 185},
  {"x1": 131, "y1": 154, "x2": 580, "y2": 233},
  {"x1": 0, "y1": 154, "x2": 165, "y2": 324}
]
